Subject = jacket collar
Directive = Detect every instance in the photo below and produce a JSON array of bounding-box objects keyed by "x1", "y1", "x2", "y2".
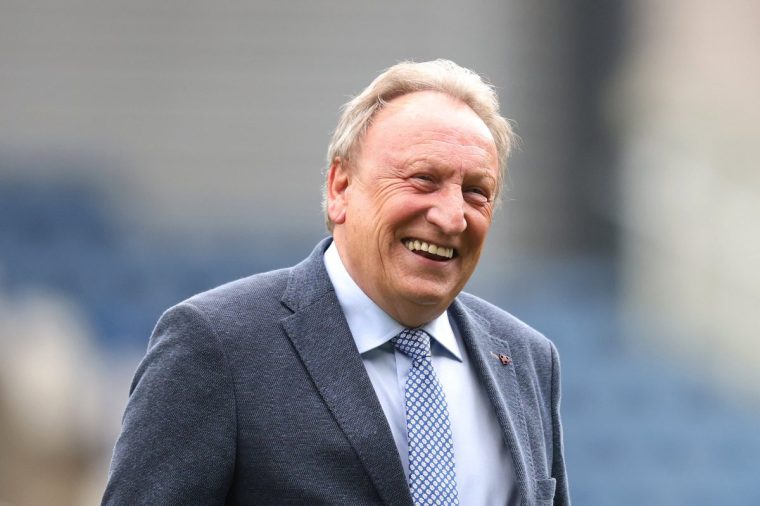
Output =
[
  {"x1": 448, "y1": 298, "x2": 534, "y2": 503},
  {"x1": 280, "y1": 237, "x2": 413, "y2": 506}
]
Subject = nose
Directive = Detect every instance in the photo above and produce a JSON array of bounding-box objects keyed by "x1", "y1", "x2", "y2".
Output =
[{"x1": 426, "y1": 186, "x2": 467, "y2": 235}]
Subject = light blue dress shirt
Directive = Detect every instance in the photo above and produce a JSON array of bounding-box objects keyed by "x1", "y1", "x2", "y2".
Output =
[{"x1": 324, "y1": 242, "x2": 519, "y2": 505}]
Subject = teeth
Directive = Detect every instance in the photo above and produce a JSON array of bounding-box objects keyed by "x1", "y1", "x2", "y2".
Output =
[{"x1": 404, "y1": 239, "x2": 454, "y2": 259}]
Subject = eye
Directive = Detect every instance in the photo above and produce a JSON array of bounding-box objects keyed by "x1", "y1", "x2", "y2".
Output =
[
  {"x1": 409, "y1": 173, "x2": 438, "y2": 190},
  {"x1": 464, "y1": 186, "x2": 491, "y2": 204}
]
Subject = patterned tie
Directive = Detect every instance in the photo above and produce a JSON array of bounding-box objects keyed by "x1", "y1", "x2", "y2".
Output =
[{"x1": 391, "y1": 328, "x2": 459, "y2": 505}]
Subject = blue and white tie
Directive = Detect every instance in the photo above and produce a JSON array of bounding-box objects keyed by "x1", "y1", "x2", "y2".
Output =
[{"x1": 392, "y1": 328, "x2": 459, "y2": 505}]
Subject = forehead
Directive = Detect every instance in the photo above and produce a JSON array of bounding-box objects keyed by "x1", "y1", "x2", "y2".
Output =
[{"x1": 360, "y1": 91, "x2": 497, "y2": 167}]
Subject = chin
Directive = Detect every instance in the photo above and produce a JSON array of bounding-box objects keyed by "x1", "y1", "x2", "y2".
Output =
[{"x1": 400, "y1": 285, "x2": 456, "y2": 310}]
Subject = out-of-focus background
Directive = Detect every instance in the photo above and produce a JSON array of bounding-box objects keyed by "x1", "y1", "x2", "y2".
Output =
[{"x1": 1, "y1": 1, "x2": 759, "y2": 504}]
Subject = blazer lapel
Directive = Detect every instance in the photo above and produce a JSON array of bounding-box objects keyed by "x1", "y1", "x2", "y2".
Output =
[
  {"x1": 449, "y1": 299, "x2": 534, "y2": 503},
  {"x1": 280, "y1": 239, "x2": 412, "y2": 506}
]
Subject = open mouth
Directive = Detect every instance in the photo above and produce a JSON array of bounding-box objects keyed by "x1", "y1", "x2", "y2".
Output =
[{"x1": 403, "y1": 238, "x2": 456, "y2": 262}]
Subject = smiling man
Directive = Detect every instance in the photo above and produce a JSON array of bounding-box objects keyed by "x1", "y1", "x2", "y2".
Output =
[
  {"x1": 327, "y1": 91, "x2": 497, "y2": 328},
  {"x1": 103, "y1": 60, "x2": 569, "y2": 506}
]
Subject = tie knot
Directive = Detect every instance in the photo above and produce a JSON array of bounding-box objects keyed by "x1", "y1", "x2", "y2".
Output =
[{"x1": 391, "y1": 328, "x2": 432, "y2": 361}]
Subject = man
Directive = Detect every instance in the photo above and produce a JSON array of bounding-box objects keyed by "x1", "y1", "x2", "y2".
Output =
[{"x1": 103, "y1": 59, "x2": 569, "y2": 505}]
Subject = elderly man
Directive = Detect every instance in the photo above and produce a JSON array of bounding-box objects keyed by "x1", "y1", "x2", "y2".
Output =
[{"x1": 103, "y1": 60, "x2": 569, "y2": 505}]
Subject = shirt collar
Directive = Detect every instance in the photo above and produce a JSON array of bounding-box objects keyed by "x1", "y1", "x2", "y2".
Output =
[{"x1": 323, "y1": 240, "x2": 462, "y2": 361}]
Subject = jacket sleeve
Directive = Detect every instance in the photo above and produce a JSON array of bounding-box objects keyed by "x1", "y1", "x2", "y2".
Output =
[
  {"x1": 550, "y1": 341, "x2": 570, "y2": 505},
  {"x1": 102, "y1": 302, "x2": 236, "y2": 505}
]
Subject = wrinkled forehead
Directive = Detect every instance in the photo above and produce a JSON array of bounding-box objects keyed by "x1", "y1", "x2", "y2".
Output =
[
  {"x1": 357, "y1": 91, "x2": 498, "y2": 168},
  {"x1": 376, "y1": 91, "x2": 492, "y2": 135}
]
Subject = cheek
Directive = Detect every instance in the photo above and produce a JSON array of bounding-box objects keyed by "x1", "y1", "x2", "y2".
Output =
[
  {"x1": 465, "y1": 217, "x2": 491, "y2": 250},
  {"x1": 376, "y1": 198, "x2": 419, "y2": 230}
]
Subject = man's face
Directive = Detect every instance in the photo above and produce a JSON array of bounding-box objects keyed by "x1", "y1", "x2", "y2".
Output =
[{"x1": 327, "y1": 91, "x2": 499, "y2": 327}]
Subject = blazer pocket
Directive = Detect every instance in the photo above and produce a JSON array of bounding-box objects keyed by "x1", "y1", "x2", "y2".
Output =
[{"x1": 535, "y1": 477, "x2": 556, "y2": 503}]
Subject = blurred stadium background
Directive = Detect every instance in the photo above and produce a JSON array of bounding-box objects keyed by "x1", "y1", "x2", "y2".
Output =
[{"x1": 1, "y1": 1, "x2": 759, "y2": 504}]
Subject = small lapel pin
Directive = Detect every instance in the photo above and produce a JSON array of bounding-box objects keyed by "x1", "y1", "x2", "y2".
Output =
[{"x1": 491, "y1": 352, "x2": 512, "y2": 366}]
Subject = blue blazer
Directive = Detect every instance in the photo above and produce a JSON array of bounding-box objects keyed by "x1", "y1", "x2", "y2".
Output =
[{"x1": 103, "y1": 238, "x2": 569, "y2": 505}]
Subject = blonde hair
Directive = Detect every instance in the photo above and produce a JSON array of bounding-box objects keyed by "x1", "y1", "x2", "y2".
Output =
[{"x1": 323, "y1": 59, "x2": 514, "y2": 230}]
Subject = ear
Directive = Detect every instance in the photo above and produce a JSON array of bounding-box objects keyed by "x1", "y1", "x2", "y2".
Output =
[{"x1": 326, "y1": 157, "x2": 350, "y2": 225}]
